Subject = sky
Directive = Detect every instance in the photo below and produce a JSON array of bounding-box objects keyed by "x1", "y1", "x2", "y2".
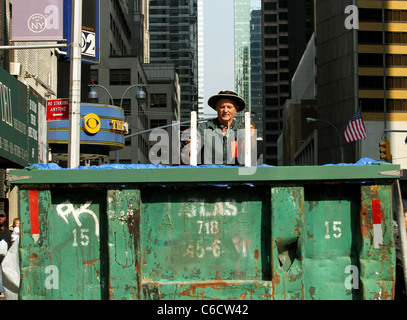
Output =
[{"x1": 203, "y1": 0, "x2": 235, "y2": 116}]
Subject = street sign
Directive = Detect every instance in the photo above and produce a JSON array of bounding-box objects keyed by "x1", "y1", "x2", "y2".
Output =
[{"x1": 46, "y1": 98, "x2": 69, "y2": 121}]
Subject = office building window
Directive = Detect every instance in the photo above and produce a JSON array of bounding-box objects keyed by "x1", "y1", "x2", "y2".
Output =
[
  {"x1": 151, "y1": 119, "x2": 167, "y2": 128},
  {"x1": 278, "y1": 0, "x2": 287, "y2": 8},
  {"x1": 358, "y1": 31, "x2": 382, "y2": 44},
  {"x1": 110, "y1": 69, "x2": 131, "y2": 85},
  {"x1": 386, "y1": 54, "x2": 407, "y2": 67},
  {"x1": 264, "y1": 2, "x2": 277, "y2": 10},
  {"x1": 359, "y1": 8, "x2": 382, "y2": 22},
  {"x1": 360, "y1": 98, "x2": 383, "y2": 112},
  {"x1": 359, "y1": 53, "x2": 382, "y2": 67},
  {"x1": 386, "y1": 77, "x2": 407, "y2": 89},
  {"x1": 386, "y1": 10, "x2": 407, "y2": 22},
  {"x1": 387, "y1": 99, "x2": 407, "y2": 111},
  {"x1": 113, "y1": 99, "x2": 131, "y2": 114},
  {"x1": 150, "y1": 94, "x2": 167, "y2": 108},
  {"x1": 385, "y1": 32, "x2": 407, "y2": 44},
  {"x1": 265, "y1": 38, "x2": 277, "y2": 46},
  {"x1": 361, "y1": 98, "x2": 407, "y2": 112},
  {"x1": 264, "y1": 14, "x2": 277, "y2": 22},
  {"x1": 359, "y1": 76, "x2": 383, "y2": 89}
]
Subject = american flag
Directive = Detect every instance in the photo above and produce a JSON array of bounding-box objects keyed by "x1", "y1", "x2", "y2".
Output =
[{"x1": 344, "y1": 108, "x2": 366, "y2": 143}]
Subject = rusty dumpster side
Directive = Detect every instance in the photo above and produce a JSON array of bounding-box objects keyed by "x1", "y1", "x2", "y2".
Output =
[{"x1": 8, "y1": 163, "x2": 401, "y2": 300}]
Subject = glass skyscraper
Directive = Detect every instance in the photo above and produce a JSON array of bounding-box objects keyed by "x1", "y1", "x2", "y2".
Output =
[
  {"x1": 197, "y1": 0, "x2": 204, "y2": 118},
  {"x1": 234, "y1": 0, "x2": 263, "y2": 136}
]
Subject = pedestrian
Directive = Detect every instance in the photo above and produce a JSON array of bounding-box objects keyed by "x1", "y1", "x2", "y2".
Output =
[
  {"x1": 11, "y1": 218, "x2": 20, "y2": 244},
  {"x1": 185, "y1": 90, "x2": 255, "y2": 165},
  {"x1": 0, "y1": 212, "x2": 12, "y2": 296}
]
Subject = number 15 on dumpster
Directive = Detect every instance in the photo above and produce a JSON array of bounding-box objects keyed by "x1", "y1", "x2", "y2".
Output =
[{"x1": 325, "y1": 221, "x2": 342, "y2": 239}]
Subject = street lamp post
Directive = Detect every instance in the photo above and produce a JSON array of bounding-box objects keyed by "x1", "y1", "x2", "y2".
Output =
[
  {"x1": 117, "y1": 84, "x2": 146, "y2": 163},
  {"x1": 306, "y1": 117, "x2": 344, "y2": 163},
  {"x1": 87, "y1": 83, "x2": 146, "y2": 107},
  {"x1": 88, "y1": 83, "x2": 114, "y2": 105},
  {"x1": 120, "y1": 84, "x2": 147, "y2": 108}
]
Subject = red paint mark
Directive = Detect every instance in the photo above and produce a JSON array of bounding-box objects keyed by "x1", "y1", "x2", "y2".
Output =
[
  {"x1": 29, "y1": 190, "x2": 40, "y2": 235},
  {"x1": 372, "y1": 199, "x2": 381, "y2": 224}
]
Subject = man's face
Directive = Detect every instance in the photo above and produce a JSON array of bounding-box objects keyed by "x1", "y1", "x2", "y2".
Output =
[
  {"x1": 215, "y1": 98, "x2": 238, "y2": 125},
  {"x1": 0, "y1": 214, "x2": 6, "y2": 227}
]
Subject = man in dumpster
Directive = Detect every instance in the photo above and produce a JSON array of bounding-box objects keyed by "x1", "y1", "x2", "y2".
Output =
[{"x1": 188, "y1": 90, "x2": 255, "y2": 165}]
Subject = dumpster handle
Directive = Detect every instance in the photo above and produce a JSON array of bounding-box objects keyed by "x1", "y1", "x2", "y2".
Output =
[{"x1": 394, "y1": 180, "x2": 407, "y2": 291}]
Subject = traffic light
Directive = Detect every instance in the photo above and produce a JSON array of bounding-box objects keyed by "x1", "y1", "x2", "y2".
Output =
[{"x1": 379, "y1": 138, "x2": 391, "y2": 162}]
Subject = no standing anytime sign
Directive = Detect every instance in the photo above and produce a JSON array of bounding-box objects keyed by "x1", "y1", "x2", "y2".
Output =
[{"x1": 46, "y1": 98, "x2": 69, "y2": 121}]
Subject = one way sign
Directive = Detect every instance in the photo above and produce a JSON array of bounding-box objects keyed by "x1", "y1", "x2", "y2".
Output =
[{"x1": 46, "y1": 98, "x2": 69, "y2": 121}]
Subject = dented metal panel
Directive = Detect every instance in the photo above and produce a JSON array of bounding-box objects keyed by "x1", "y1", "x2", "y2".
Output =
[
  {"x1": 271, "y1": 186, "x2": 305, "y2": 300},
  {"x1": 11, "y1": 165, "x2": 399, "y2": 300},
  {"x1": 139, "y1": 186, "x2": 269, "y2": 300},
  {"x1": 107, "y1": 188, "x2": 141, "y2": 300}
]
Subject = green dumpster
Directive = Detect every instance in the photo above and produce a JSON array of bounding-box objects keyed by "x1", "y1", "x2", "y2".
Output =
[{"x1": 8, "y1": 160, "x2": 402, "y2": 300}]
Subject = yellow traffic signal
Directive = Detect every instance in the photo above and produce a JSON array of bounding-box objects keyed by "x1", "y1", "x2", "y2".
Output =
[{"x1": 379, "y1": 138, "x2": 391, "y2": 162}]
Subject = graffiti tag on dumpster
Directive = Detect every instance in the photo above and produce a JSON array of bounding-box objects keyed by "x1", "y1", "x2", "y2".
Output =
[{"x1": 56, "y1": 201, "x2": 100, "y2": 237}]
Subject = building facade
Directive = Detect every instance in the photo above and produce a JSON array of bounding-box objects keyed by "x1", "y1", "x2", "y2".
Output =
[
  {"x1": 261, "y1": 0, "x2": 314, "y2": 165},
  {"x1": 279, "y1": 33, "x2": 317, "y2": 166},
  {"x1": 313, "y1": 0, "x2": 407, "y2": 168},
  {"x1": 197, "y1": 0, "x2": 204, "y2": 117},
  {"x1": 143, "y1": 63, "x2": 181, "y2": 165},
  {"x1": 357, "y1": 0, "x2": 407, "y2": 169},
  {"x1": 88, "y1": 0, "x2": 180, "y2": 165},
  {"x1": 0, "y1": 0, "x2": 56, "y2": 169},
  {"x1": 0, "y1": 0, "x2": 60, "y2": 216},
  {"x1": 87, "y1": 0, "x2": 150, "y2": 164},
  {"x1": 149, "y1": 0, "x2": 200, "y2": 121}
]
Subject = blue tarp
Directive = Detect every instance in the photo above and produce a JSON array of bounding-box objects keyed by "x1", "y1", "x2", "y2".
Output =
[
  {"x1": 323, "y1": 158, "x2": 387, "y2": 166},
  {"x1": 25, "y1": 158, "x2": 388, "y2": 171}
]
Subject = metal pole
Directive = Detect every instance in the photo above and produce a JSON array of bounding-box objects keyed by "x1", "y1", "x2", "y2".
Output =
[
  {"x1": 124, "y1": 116, "x2": 220, "y2": 139},
  {"x1": 244, "y1": 112, "x2": 251, "y2": 167},
  {"x1": 309, "y1": 118, "x2": 344, "y2": 163},
  {"x1": 190, "y1": 111, "x2": 198, "y2": 166},
  {"x1": 0, "y1": 44, "x2": 68, "y2": 50},
  {"x1": 68, "y1": 0, "x2": 82, "y2": 169},
  {"x1": 116, "y1": 84, "x2": 146, "y2": 163}
]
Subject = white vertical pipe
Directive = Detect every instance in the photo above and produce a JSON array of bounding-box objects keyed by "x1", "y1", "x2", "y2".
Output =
[
  {"x1": 244, "y1": 112, "x2": 251, "y2": 167},
  {"x1": 68, "y1": 0, "x2": 82, "y2": 169},
  {"x1": 190, "y1": 111, "x2": 198, "y2": 166}
]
